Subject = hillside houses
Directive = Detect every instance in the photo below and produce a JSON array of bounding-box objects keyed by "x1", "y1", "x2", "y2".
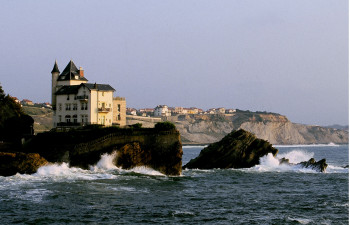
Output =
[{"x1": 126, "y1": 105, "x2": 236, "y2": 117}]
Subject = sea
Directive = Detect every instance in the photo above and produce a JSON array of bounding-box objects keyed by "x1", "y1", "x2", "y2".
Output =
[{"x1": 0, "y1": 144, "x2": 348, "y2": 224}]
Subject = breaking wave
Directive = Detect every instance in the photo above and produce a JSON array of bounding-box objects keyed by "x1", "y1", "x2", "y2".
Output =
[
  {"x1": 2, "y1": 151, "x2": 166, "y2": 182},
  {"x1": 248, "y1": 150, "x2": 348, "y2": 174}
]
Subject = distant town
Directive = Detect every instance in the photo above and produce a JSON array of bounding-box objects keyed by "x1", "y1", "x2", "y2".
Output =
[
  {"x1": 127, "y1": 105, "x2": 237, "y2": 117},
  {"x1": 14, "y1": 98, "x2": 237, "y2": 117}
]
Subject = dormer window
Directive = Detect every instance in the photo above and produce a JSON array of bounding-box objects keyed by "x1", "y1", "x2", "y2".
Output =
[{"x1": 75, "y1": 75, "x2": 79, "y2": 79}]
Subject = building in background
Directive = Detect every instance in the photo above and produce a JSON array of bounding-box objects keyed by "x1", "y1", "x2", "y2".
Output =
[{"x1": 154, "y1": 105, "x2": 171, "y2": 117}]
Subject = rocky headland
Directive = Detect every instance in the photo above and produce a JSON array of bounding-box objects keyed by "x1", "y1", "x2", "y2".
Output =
[{"x1": 21, "y1": 125, "x2": 183, "y2": 176}]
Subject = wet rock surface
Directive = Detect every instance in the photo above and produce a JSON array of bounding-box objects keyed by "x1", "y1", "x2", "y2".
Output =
[
  {"x1": 183, "y1": 129, "x2": 278, "y2": 169},
  {"x1": 0, "y1": 152, "x2": 48, "y2": 176}
]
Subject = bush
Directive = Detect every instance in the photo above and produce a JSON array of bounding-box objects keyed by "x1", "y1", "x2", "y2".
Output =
[
  {"x1": 130, "y1": 123, "x2": 142, "y2": 129},
  {"x1": 154, "y1": 122, "x2": 176, "y2": 130}
]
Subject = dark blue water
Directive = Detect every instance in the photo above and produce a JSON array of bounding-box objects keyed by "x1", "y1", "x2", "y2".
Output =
[{"x1": 0, "y1": 144, "x2": 348, "y2": 224}]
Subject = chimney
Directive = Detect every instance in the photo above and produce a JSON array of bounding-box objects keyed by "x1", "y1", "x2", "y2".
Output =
[{"x1": 79, "y1": 67, "x2": 84, "y2": 77}]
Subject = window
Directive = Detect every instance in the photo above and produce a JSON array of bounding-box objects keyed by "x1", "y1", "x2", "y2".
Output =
[
  {"x1": 65, "y1": 115, "x2": 71, "y2": 123},
  {"x1": 81, "y1": 103, "x2": 87, "y2": 110},
  {"x1": 118, "y1": 104, "x2": 121, "y2": 112},
  {"x1": 118, "y1": 115, "x2": 121, "y2": 120},
  {"x1": 58, "y1": 115, "x2": 62, "y2": 122},
  {"x1": 102, "y1": 92, "x2": 104, "y2": 96},
  {"x1": 67, "y1": 95, "x2": 70, "y2": 100},
  {"x1": 66, "y1": 104, "x2": 71, "y2": 111},
  {"x1": 73, "y1": 104, "x2": 78, "y2": 110},
  {"x1": 59, "y1": 103, "x2": 62, "y2": 111},
  {"x1": 73, "y1": 115, "x2": 78, "y2": 123}
]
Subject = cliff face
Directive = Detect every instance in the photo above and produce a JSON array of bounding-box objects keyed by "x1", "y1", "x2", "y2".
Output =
[{"x1": 136, "y1": 113, "x2": 348, "y2": 145}]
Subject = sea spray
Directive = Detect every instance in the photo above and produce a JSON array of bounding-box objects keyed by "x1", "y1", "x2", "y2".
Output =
[
  {"x1": 90, "y1": 151, "x2": 119, "y2": 172},
  {"x1": 277, "y1": 150, "x2": 314, "y2": 164}
]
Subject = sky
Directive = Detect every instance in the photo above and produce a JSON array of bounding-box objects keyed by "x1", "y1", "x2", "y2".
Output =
[{"x1": 0, "y1": 0, "x2": 348, "y2": 126}]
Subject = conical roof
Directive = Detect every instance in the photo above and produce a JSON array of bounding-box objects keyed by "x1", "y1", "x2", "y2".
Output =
[
  {"x1": 57, "y1": 60, "x2": 88, "y2": 81},
  {"x1": 60, "y1": 60, "x2": 79, "y2": 77},
  {"x1": 51, "y1": 60, "x2": 60, "y2": 73}
]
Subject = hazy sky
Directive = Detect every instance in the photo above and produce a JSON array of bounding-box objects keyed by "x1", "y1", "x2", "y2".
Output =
[{"x1": 0, "y1": 0, "x2": 348, "y2": 126}]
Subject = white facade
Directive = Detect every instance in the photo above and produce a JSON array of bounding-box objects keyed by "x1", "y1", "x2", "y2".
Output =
[
  {"x1": 154, "y1": 105, "x2": 171, "y2": 117},
  {"x1": 52, "y1": 60, "x2": 116, "y2": 128}
]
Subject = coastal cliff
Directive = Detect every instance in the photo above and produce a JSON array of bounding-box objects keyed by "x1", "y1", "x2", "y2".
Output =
[{"x1": 163, "y1": 113, "x2": 349, "y2": 145}]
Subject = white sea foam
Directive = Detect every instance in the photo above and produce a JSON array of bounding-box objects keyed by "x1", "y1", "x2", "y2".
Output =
[
  {"x1": 183, "y1": 145, "x2": 207, "y2": 149},
  {"x1": 246, "y1": 150, "x2": 349, "y2": 174},
  {"x1": 277, "y1": 150, "x2": 314, "y2": 164},
  {"x1": 90, "y1": 151, "x2": 120, "y2": 172},
  {"x1": 287, "y1": 217, "x2": 313, "y2": 224},
  {"x1": 274, "y1": 143, "x2": 340, "y2": 148},
  {"x1": 127, "y1": 166, "x2": 165, "y2": 176}
]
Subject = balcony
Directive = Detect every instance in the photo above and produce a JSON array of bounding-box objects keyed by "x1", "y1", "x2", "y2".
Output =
[
  {"x1": 98, "y1": 107, "x2": 111, "y2": 113},
  {"x1": 76, "y1": 95, "x2": 89, "y2": 100}
]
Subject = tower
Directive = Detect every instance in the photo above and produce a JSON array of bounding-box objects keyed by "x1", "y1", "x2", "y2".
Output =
[{"x1": 51, "y1": 60, "x2": 60, "y2": 110}]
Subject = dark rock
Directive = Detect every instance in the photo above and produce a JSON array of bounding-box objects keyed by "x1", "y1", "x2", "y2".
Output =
[
  {"x1": 298, "y1": 158, "x2": 327, "y2": 173},
  {"x1": 183, "y1": 129, "x2": 278, "y2": 169},
  {"x1": 114, "y1": 141, "x2": 182, "y2": 175},
  {"x1": 0, "y1": 152, "x2": 48, "y2": 176},
  {"x1": 279, "y1": 157, "x2": 291, "y2": 165}
]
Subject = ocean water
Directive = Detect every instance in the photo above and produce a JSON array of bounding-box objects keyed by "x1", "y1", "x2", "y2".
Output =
[{"x1": 0, "y1": 144, "x2": 348, "y2": 224}]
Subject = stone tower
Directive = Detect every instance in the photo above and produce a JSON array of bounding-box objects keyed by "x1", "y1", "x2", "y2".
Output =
[{"x1": 51, "y1": 60, "x2": 60, "y2": 110}]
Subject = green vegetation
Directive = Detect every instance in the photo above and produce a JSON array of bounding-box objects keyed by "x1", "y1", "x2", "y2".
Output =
[
  {"x1": 130, "y1": 123, "x2": 142, "y2": 129},
  {"x1": 22, "y1": 106, "x2": 52, "y2": 116},
  {"x1": 0, "y1": 84, "x2": 34, "y2": 142},
  {"x1": 155, "y1": 121, "x2": 176, "y2": 130}
]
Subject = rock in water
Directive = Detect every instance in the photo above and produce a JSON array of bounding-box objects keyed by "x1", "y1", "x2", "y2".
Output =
[
  {"x1": 183, "y1": 129, "x2": 278, "y2": 169},
  {"x1": 298, "y1": 158, "x2": 328, "y2": 173},
  {"x1": 115, "y1": 142, "x2": 183, "y2": 176},
  {"x1": 0, "y1": 152, "x2": 48, "y2": 176}
]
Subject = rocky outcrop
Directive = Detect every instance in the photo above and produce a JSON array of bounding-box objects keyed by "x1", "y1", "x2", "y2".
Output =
[
  {"x1": 279, "y1": 157, "x2": 328, "y2": 172},
  {"x1": 298, "y1": 158, "x2": 327, "y2": 172},
  {"x1": 183, "y1": 129, "x2": 278, "y2": 169},
  {"x1": 0, "y1": 152, "x2": 48, "y2": 176},
  {"x1": 23, "y1": 128, "x2": 183, "y2": 176},
  {"x1": 115, "y1": 141, "x2": 182, "y2": 175}
]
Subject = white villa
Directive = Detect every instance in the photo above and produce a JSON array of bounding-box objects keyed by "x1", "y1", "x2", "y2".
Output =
[
  {"x1": 51, "y1": 60, "x2": 126, "y2": 128},
  {"x1": 154, "y1": 105, "x2": 171, "y2": 117}
]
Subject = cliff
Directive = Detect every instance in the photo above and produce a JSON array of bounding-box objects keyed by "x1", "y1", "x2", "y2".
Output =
[
  {"x1": 163, "y1": 113, "x2": 348, "y2": 145},
  {"x1": 23, "y1": 127, "x2": 183, "y2": 176}
]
